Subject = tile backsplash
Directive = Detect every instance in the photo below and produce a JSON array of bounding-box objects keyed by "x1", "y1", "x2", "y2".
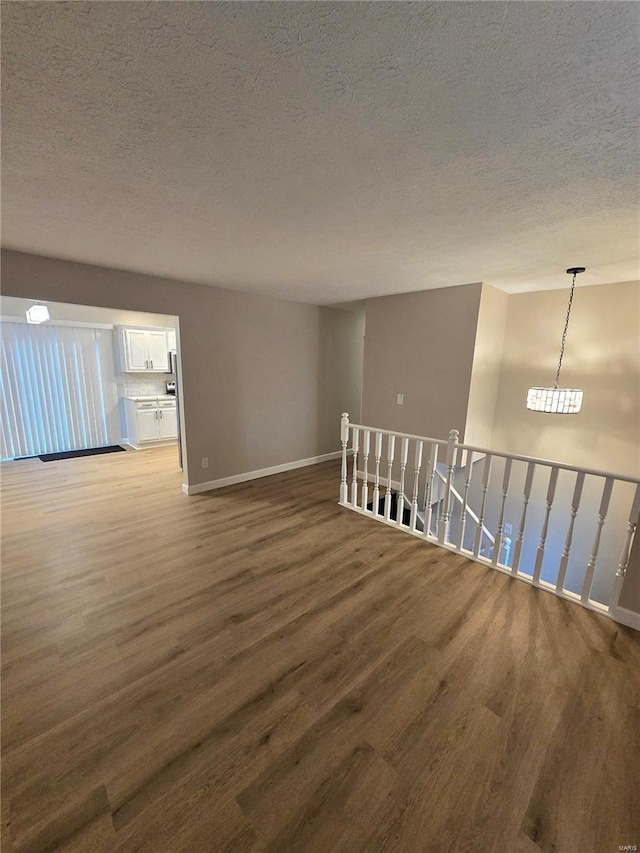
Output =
[{"x1": 117, "y1": 374, "x2": 172, "y2": 398}]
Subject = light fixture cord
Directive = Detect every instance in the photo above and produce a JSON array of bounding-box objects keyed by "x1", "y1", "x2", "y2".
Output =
[{"x1": 554, "y1": 270, "x2": 577, "y2": 389}]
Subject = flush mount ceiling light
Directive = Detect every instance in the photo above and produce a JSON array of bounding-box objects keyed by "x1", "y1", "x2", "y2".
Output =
[
  {"x1": 25, "y1": 304, "x2": 50, "y2": 324},
  {"x1": 527, "y1": 267, "x2": 585, "y2": 414}
]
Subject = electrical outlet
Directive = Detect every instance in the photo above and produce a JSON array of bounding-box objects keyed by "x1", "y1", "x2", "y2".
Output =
[
  {"x1": 201, "y1": 457, "x2": 209, "y2": 468},
  {"x1": 396, "y1": 393, "x2": 404, "y2": 405},
  {"x1": 504, "y1": 523, "x2": 512, "y2": 535}
]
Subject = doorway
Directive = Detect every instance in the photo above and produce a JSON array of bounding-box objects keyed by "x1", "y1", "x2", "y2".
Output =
[{"x1": 0, "y1": 296, "x2": 182, "y2": 473}]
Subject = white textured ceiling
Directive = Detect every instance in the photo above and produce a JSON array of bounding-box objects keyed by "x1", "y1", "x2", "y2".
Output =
[{"x1": 2, "y1": 2, "x2": 639, "y2": 302}]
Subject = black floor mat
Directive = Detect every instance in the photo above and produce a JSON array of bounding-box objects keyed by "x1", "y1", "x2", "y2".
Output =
[{"x1": 37, "y1": 446, "x2": 126, "y2": 462}]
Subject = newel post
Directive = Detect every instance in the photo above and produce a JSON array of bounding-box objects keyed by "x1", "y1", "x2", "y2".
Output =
[{"x1": 340, "y1": 413, "x2": 350, "y2": 504}]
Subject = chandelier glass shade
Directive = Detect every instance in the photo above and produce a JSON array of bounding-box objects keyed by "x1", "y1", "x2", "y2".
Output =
[
  {"x1": 526, "y1": 387, "x2": 583, "y2": 414},
  {"x1": 527, "y1": 267, "x2": 585, "y2": 415}
]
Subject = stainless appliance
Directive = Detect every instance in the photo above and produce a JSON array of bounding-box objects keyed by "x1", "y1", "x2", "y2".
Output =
[{"x1": 168, "y1": 351, "x2": 182, "y2": 470}]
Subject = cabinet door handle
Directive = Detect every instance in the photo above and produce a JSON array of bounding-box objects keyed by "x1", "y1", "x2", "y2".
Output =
[{"x1": 150, "y1": 360, "x2": 154, "y2": 369}]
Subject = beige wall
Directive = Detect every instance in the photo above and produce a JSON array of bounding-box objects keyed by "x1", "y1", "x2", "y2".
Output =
[
  {"x1": 361, "y1": 284, "x2": 482, "y2": 440},
  {"x1": 464, "y1": 284, "x2": 509, "y2": 448},
  {"x1": 492, "y1": 280, "x2": 640, "y2": 477},
  {"x1": 1, "y1": 250, "x2": 363, "y2": 488},
  {"x1": 0, "y1": 295, "x2": 176, "y2": 329}
]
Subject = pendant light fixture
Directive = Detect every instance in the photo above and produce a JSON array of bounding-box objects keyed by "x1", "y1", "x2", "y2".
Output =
[{"x1": 527, "y1": 267, "x2": 585, "y2": 414}]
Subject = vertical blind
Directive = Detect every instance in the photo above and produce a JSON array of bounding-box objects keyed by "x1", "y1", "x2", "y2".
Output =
[{"x1": 0, "y1": 322, "x2": 119, "y2": 460}]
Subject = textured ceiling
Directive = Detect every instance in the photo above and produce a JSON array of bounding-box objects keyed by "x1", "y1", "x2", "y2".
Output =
[{"x1": 2, "y1": 1, "x2": 639, "y2": 303}]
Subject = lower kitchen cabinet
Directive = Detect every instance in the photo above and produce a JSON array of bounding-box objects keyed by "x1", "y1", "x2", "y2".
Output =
[
  {"x1": 123, "y1": 397, "x2": 178, "y2": 449},
  {"x1": 158, "y1": 406, "x2": 177, "y2": 438}
]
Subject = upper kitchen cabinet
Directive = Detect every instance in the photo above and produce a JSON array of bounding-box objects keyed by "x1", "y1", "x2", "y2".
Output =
[
  {"x1": 116, "y1": 326, "x2": 172, "y2": 372},
  {"x1": 145, "y1": 330, "x2": 170, "y2": 371}
]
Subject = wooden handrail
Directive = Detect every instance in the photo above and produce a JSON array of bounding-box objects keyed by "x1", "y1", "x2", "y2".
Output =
[{"x1": 346, "y1": 420, "x2": 640, "y2": 485}]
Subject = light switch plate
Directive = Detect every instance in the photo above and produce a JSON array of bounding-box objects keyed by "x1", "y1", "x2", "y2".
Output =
[{"x1": 396, "y1": 394, "x2": 404, "y2": 405}]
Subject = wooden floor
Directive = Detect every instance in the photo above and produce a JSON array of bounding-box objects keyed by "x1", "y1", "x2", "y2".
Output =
[{"x1": 2, "y1": 447, "x2": 639, "y2": 853}]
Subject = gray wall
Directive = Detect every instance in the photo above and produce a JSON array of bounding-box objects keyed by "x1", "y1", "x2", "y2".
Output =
[
  {"x1": 361, "y1": 284, "x2": 482, "y2": 440},
  {"x1": 1, "y1": 250, "x2": 363, "y2": 488}
]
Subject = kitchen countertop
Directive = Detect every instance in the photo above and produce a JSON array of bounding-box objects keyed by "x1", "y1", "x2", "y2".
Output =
[{"x1": 122, "y1": 395, "x2": 176, "y2": 402}]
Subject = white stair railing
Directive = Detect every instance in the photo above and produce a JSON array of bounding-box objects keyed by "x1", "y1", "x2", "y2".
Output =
[
  {"x1": 432, "y1": 468, "x2": 497, "y2": 552},
  {"x1": 338, "y1": 413, "x2": 640, "y2": 626}
]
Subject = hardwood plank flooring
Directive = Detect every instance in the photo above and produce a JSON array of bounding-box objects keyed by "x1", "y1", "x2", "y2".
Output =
[{"x1": 1, "y1": 447, "x2": 639, "y2": 852}]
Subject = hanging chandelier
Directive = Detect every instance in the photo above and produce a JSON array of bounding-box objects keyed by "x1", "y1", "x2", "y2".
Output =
[{"x1": 527, "y1": 267, "x2": 585, "y2": 414}]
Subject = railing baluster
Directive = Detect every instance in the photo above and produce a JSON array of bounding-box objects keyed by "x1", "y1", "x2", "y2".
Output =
[
  {"x1": 421, "y1": 445, "x2": 432, "y2": 511},
  {"x1": 350, "y1": 428, "x2": 360, "y2": 507},
  {"x1": 610, "y1": 483, "x2": 640, "y2": 612},
  {"x1": 582, "y1": 477, "x2": 614, "y2": 603},
  {"x1": 361, "y1": 430, "x2": 370, "y2": 512},
  {"x1": 422, "y1": 442, "x2": 438, "y2": 540},
  {"x1": 533, "y1": 467, "x2": 560, "y2": 586},
  {"x1": 473, "y1": 454, "x2": 493, "y2": 558},
  {"x1": 340, "y1": 413, "x2": 349, "y2": 504},
  {"x1": 492, "y1": 457, "x2": 513, "y2": 567},
  {"x1": 438, "y1": 430, "x2": 459, "y2": 545},
  {"x1": 457, "y1": 448, "x2": 474, "y2": 552},
  {"x1": 512, "y1": 462, "x2": 535, "y2": 576},
  {"x1": 384, "y1": 434, "x2": 396, "y2": 521},
  {"x1": 503, "y1": 537, "x2": 512, "y2": 568},
  {"x1": 397, "y1": 437, "x2": 409, "y2": 527},
  {"x1": 556, "y1": 471, "x2": 585, "y2": 591},
  {"x1": 372, "y1": 432, "x2": 383, "y2": 516},
  {"x1": 410, "y1": 440, "x2": 423, "y2": 531}
]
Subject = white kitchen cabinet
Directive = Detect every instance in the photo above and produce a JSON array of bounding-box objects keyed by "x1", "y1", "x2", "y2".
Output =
[
  {"x1": 118, "y1": 327, "x2": 171, "y2": 373},
  {"x1": 158, "y1": 407, "x2": 177, "y2": 439},
  {"x1": 124, "y1": 329, "x2": 149, "y2": 371},
  {"x1": 136, "y1": 408, "x2": 161, "y2": 442},
  {"x1": 146, "y1": 331, "x2": 170, "y2": 371},
  {"x1": 166, "y1": 329, "x2": 177, "y2": 352},
  {"x1": 123, "y1": 397, "x2": 178, "y2": 449}
]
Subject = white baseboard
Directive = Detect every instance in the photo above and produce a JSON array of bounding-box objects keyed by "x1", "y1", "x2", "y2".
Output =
[
  {"x1": 124, "y1": 439, "x2": 178, "y2": 451},
  {"x1": 182, "y1": 450, "x2": 342, "y2": 496},
  {"x1": 609, "y1": 605, "x2": 640, "y2": 631}
]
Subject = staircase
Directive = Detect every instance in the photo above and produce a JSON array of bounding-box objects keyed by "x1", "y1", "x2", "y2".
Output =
[
  {"x1": 339, "y1": 413, "x2": 640, "y2": 628},
  {"x1": 367, "y1": 468, "x2": 511, "y2": 563}
]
